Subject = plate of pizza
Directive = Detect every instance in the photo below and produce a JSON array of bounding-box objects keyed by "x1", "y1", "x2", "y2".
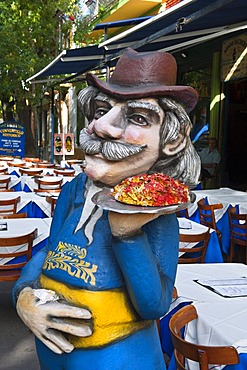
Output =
[{"x1": 92, "y1": 173, "x2": 195, "y2": 214}]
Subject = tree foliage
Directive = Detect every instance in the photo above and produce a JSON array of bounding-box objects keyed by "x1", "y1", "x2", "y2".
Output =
[{"x1": 0, "y1": 0, "x2": 74, "y2": 118}]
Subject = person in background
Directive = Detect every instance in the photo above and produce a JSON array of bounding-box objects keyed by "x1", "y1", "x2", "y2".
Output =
[{"x1": 199, "y1": 137, "x2": 221, "y2": 186}]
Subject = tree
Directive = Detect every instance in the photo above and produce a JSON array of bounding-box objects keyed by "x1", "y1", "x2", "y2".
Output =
[
  {"x1": 0, "y1": 0, "x2": 75, "y2": 155},
  {"x1": 0, "y1": 0, "x2": 119, "y2": 156}
]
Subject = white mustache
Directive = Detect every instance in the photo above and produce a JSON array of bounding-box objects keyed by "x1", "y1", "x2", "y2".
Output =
[{"x1": 79, "y1": 129, "x2": 146, "y2": 161}]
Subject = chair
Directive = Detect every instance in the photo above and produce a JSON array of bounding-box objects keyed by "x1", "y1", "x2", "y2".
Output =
[
  {"x1": 7, "y1": 161, "x2": 26, "y2": 168},
  {"x1": 0, "y1": 196, "x2": 20, "y2": 214},
  {"x1": 34, "y1": 177, "x2": 63, "y2": 191},
  {"x1": 179, "y1": 229, "x2": 210, "y2": 263},
  {"x1": 0, "y1": 176, "x2": 11, "y2": 190},
  {"x1": 169, "y1": 305, "x2": 239, "y2": 370},
  {"x1": 19, "y1": 168, "x2": 43, "y2": 176},
  {"x1": 0, "y1": 212, "x2": 27, "y2": 219},
  {"x1": 46, "y1": 195, "x2": 58, "y2": 216},
  {"x1": 0, "y1": 167, "x2": 8, "y2": 175},
  {"x1": 54, "y1": 168, "x2": 75, "y2": 177},
  {"x1": 228, "y1": 207, "x2": 247, "y2": 264},
  {"x1": 197, "y1": 198, "x2": 223, "y2": 242},
  {"x1": 67, "y1": 159, "x2": 84, "y2": 167},
  {"x1": 0, "y1": 229, "x2": 37, "y2": 281},
  {"x1": 37, "y1": 162, "x2": 55, "y2": 168},
  {"x1": 176, "y1": 208, "x2": 189, "y2": 219}
]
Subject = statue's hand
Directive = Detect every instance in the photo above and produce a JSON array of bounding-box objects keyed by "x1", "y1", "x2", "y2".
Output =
[
  {"x1": 108, "y1": 211, "x2": 159, "y2": 238},
  {"x1": 16, "y1": 287, "x2": 92, "y2": 354}
]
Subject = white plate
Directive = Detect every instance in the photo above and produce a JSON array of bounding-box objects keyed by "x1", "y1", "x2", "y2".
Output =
[{"x1": 92, "y1": 189, "x2": 194, "y2": 214}]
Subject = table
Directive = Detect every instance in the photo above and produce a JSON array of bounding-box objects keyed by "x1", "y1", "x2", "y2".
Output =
[
  {"x1": 178, "y1": 218, "x2": 223, "y2": 263},
  {"x1": 187, "y1": 188, "x2": 247, "y2": 255},
  {"x1": 0, "y1": 218, "x2": 52, "y2": 265},
  {"x1": 162, "y1": 264, "x2": 247, "y2": 370},
  {"x1": 0, "y1": 191, "x2": 56, "y2": 218}
]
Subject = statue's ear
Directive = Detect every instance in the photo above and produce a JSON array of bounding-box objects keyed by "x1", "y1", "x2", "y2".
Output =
[{"x1": 162, "y1": 123, "x2": 191, "y2": 156}]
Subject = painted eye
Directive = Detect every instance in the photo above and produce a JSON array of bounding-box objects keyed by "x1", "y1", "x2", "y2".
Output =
[
  {"x1": 128, "y1": 114, "x2": 148, "y2": 126},
  {"x1": 94, "y1": 108, "x2": 109, "y2": 119}
]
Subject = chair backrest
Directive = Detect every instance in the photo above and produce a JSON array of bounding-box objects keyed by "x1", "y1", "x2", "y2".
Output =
[
  {"x1": 0, "y1": 167, "x2": 8, "y2": 175},
  {"x1": 228, "y1": 207, "x2": 247, "y2": 262},
  {"x1": 66, "y1": 159, "x2": 84, "y2": 167},
  {"x1": 169, "y1": 305, "x2": 239, "y2": 370},
  {"x1": 7, "y1": 161, "x2": 26, "y2": 168},
  {"x1": 35, "y1": 177, "x2": 63, "y2": 190},
  {"x1": 179, "y1": 229, "x2": 210, "y2": 263},
  {"x1": 19, "y1": 168, "x2": 43, "y2": 176},
  {"x1": 0, "y1": 196, "x2": 20, "y2": 214},
  {"x1": 0, "y1": 229, "x2": 37, "y2": 281},
  {"x1": 46, "y1": 195, "x2": 58, "y2": 216},
  {"x1": 176, "y1": 208, "x2": 189, "y2": 219},
  {"x1": 54, "y1": 169, "x2": 75, "y2": 177},
  {"x1": 37, "y1": 162, "x2": 55, "y2": 168},
  {"x1": 0, "y1": 176, "x2": 11, "y2": 189},
  {"x1": 197, "y1": 199, "x2": 223, "y2": 238},
  {"x1": 0, "y1": 212, "x2": 27, "y2": 219}
]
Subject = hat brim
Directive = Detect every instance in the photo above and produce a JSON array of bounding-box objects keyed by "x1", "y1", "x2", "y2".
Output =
[{"x1": 86, "y1": 73, "x2": 199, "y2": 113}]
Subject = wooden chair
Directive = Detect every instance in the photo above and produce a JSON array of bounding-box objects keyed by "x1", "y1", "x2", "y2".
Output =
[
  {"x1": 179, "y1": 229, "x2": 210, "y2": 263},
  {"x1": 228, "y1": 207, "x2": 247, "y2": 264},
  {"x1": 176, "y1": 208, "x2": 189, "y2": 219},
  {"x1": 0, "y1": 196, "x2": 20, "y2": 214},
  {"x1": 34, "y1": 177, "x2": 63, "y2": 191},
  {"x1": 197, "y1": 198, "x2": 223, "y2": 242},
  {"x1": 0, "y1": 212, "x2": 27, "y2": 219},
  {"x1": 54, "y1": 168, "x2": 75, "y2": 177},
  {"x1": 0, "y1": 229, "x2": 37, "y2": 281},
  {"x1": 7, "y1": 161, "x2": 26, "y2": 168},
  {"x1": 169, "y1": 305, "x2": 239, "y2": 370},
  {"x1": 0, "y1": 167, "x2": 8, "y2": 175},
  {"x1": 19, "y1": 168, "x2": 43, "y2": 176},
  {"x1": 0, "y1": 176, "x2": 11, "y2": 190},
  {"x1": 37, "y1": 162, "x2": 55, "y2": 168},
  {"x1": 46, "y1": 195, "x2": 58, "y2": 216},
  {"x1": 67, "y1": 159, "x2": 84, "y2": 167}
]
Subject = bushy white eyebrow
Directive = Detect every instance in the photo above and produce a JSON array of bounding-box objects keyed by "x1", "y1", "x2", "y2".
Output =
[
  {"x1": 127, "y1": 101, "x2": 160, "y2": 113},
  {"x1": 95, "y1": 93, "x2": 110, "y2": 103}
]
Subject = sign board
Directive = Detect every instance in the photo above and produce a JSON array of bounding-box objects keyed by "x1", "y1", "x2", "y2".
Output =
[
  {"x1": 0, "y1": 121, "x2": 25, "y2": 158},
  {"x1": 222, "y1": 34, "x2": 247, "y2": 81},
  {"x1": 54, "y1": 133, "x2": 74, "y2": 156}
]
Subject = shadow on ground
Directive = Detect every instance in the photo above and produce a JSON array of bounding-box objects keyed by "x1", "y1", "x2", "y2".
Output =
[{"x1": 0, "y1": 281, "x2": 40, "y2": 370}]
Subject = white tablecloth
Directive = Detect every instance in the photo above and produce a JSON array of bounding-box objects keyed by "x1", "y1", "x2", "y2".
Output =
[
  {"x1": 0, "y1": 218, "x2": 52, "y2": 265},
  {"x1": 172, "y1": 263, "x2": 247, "y2": 370},
  {"x1": 188, "y1": 187, "x2": 247, "y2": 220}
]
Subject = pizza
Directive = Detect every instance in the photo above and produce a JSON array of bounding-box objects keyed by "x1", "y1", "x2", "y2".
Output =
[{"x1": 112, "y1": 173, "x2": 190, "y2": 207}]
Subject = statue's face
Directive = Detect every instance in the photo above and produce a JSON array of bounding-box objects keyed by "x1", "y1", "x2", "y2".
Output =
[{"x1": 81, "y1": 93, "x2": 164, "y2": 186}]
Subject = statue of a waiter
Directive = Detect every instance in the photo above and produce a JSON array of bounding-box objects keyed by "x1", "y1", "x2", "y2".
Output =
[{"x1": 13, "y1": 48, "x2": 200, "y2": 370}]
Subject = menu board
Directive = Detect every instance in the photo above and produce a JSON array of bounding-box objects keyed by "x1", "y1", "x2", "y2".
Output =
[
  {"x1": 0, "y1": 121, "x2": 25, "y2": 158},
  {"x1": 196, "y1": 277, "x2": 247, "y2": 297}
]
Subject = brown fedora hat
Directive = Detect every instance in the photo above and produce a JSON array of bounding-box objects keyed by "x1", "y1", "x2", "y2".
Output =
[{"x1": 86, "y1": 48, "x2": 198, "y2": 112}]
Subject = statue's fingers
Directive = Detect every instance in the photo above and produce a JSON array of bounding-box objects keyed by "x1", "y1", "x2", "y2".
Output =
[
  {"x1": 44, "y1": 328, "x2": 75, "y2": 354},
  {"x1": 48, "y1": 302, "x2": 91, "y2": 319},
  {"x1": 50, "y1": 317, "x2": 92, "y2": 337}
]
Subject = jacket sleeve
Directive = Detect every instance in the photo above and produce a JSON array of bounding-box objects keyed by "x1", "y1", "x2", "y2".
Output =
[
  {"x1": 112, "y1": 213, "x2": 179, "y2": 320},
  {"x1": 12, "y1": 173, "x2": 86, "y2": 305}
]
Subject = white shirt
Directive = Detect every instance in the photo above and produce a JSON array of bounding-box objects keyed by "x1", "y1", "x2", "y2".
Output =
[{"x1": 199, "y1": 147, "x2": 221, "y2": 176}]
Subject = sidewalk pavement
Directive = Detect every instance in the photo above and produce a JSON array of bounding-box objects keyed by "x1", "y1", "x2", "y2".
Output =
[{"x1": 0, "y1": 281, "x2": 40, "y2": 370}]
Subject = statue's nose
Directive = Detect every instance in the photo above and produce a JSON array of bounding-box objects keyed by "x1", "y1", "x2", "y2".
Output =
[{"x1": 90, "y1": 106, "x2": 124, "y2": 139}]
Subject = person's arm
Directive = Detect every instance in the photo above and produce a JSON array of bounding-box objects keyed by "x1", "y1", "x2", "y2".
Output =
[{"x1": 110, "y1": 213, "x2": 179, "y2": 319}]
